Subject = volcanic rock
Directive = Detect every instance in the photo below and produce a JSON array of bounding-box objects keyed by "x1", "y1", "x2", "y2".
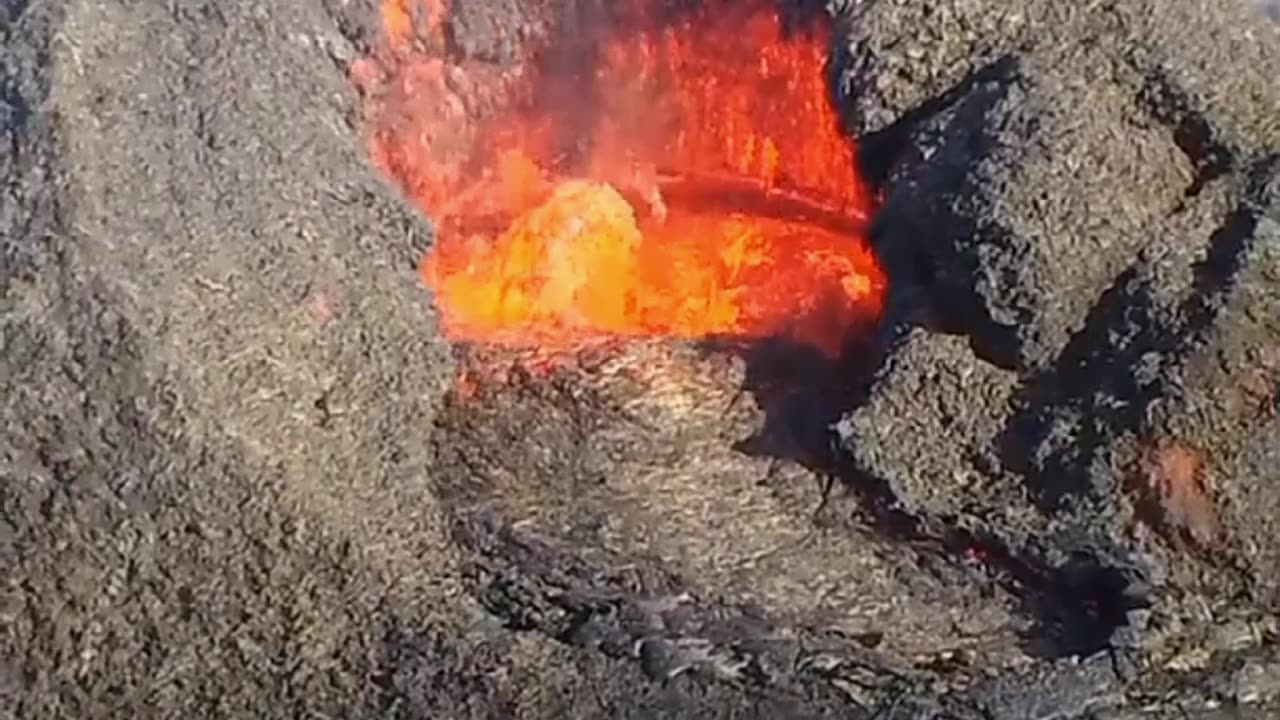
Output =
[
  {"x1": 834, "y1": 329, "x2": 1020, "y2": 520},
  {"x1": 4, "y1": 0, "x2": 1279, "y2": 718},
  {"x1": 881, "y1": 47, "x2": 1195, "y2": 370},
  {"x1": 852, "y1": 0, "x2": 1280, "y2": 371},
  {"x1": 1235, "y1": 658, "x2": 1280, "y2": 705},
  {"x1": 833, "y1": 0, "x2": 1280, "y2": 710},
  {"x1": 446, "y1": 0, "x2": 541, "y2": 63},
  {"x1": 432, "y1": 342, "x2": 1028, "y2": 670}
]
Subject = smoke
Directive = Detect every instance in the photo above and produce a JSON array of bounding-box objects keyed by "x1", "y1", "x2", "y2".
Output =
[{"x1": 1258, "y1": 0, "x2": 1280, "y2": 23}]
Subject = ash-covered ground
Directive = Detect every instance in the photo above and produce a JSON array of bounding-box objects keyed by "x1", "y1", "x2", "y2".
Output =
[{"x1": 3, "y1": 0, "x2": 1278, "y2": 718}]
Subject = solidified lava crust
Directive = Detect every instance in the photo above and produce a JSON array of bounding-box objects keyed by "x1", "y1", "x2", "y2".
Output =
[{"x1": 3, "y1": 1, "x2": 1280, "y2": 719}]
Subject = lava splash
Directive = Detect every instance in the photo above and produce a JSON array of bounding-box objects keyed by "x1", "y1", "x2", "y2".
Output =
[{"x1": 354, "y1": 0, "x2": 886, "y2": 357}]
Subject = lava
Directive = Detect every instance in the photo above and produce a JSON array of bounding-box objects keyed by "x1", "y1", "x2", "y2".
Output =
[{"x1": 355, "y1": 0, "x2": 886, "y2": 357}]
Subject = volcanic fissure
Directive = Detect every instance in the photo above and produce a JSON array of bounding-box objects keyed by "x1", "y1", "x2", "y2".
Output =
[
  {"x1": 355, "y1": 0, "x2": 1150, "y2": 690},
  {"x1": 355, "y1": 0, "x2": 886, "y2": 359}
]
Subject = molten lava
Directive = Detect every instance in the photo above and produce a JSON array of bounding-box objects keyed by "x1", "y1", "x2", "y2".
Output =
[{"x1": 355, "y1": 0, "x2": 886, "y2": 357}]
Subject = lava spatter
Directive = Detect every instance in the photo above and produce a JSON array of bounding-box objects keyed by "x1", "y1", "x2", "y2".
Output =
[{"x1": 357, "y1": 0, "x2": 886, "y2": 357}]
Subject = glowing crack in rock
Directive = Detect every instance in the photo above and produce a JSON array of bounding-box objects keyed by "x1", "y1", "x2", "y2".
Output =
[{"x1": 356, "y1": 0, "x2": 887, "y2": 357}]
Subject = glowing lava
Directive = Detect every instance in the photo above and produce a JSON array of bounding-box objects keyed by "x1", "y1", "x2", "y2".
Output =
[{"x1": 355, "y1": 0, "x2": 886, "y2": 357}]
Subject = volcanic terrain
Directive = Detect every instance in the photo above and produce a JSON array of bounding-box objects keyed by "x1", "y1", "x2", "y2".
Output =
[{"x1": 3, "y1": 1, "x2": 1278, "y2": 718}]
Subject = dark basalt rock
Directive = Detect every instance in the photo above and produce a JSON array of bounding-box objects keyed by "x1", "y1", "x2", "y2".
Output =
[{"x1": 834, "y1": 329, "x2": 1020, "y2": 520}]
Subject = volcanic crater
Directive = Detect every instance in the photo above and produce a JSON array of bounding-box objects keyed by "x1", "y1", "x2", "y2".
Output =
[{"x1": 3, "y1": 0, "x2": 1279, "y2": 718}]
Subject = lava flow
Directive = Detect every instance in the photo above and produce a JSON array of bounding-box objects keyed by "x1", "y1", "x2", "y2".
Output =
[{"x1": 354, "y1": 0, "x2": 886, "y2": 357}]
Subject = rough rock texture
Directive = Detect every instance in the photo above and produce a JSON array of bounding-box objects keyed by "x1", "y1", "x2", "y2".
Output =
[
  {"x1": 835, "y1": 0, "x2": 1280, "y2": 715},
  {"x1": 875, "y1": 47, "x2": 1195, "y2": 370},
  {"x1": 433, "y1": 343, "x2": 1028, "y2": 670},
  {"x1": 844, "y1": 0, "x2": 1280, "y2": 370},
  {"x1": 834, "y1": 329, "x2": 1019, "y2": 519},
  {"x1": 4, "y1": 0, "x2": 1278, "y2": 719}
]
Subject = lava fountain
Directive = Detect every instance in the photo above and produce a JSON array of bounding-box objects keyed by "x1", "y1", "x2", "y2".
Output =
[{"x1": 353, "y1": 0, "x2": 886, "y2": 357}]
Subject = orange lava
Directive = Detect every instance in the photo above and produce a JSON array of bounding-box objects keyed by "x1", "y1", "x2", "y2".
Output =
[{"x1": 356, "y1": 0, "x2": 886, "y2": 357}]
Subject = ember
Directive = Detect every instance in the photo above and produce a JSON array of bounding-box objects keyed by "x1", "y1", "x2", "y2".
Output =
[{"x1": 355, "y1": 0, "x2": 886, "y2": 356}]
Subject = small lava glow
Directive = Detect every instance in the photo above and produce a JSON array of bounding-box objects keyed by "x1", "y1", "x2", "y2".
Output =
[{"x1": 354, "y1": 0, "x2": 886, "y2": 357}]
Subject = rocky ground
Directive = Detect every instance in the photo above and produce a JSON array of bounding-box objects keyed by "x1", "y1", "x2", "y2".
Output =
[{"x1": 2, "y1": 0, "x2": 1277, "y2": 718}]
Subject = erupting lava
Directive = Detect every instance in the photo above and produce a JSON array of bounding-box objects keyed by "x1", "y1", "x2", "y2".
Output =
[{"x1": 354, "y1": 0, "x2": 886, "y2": 356}]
